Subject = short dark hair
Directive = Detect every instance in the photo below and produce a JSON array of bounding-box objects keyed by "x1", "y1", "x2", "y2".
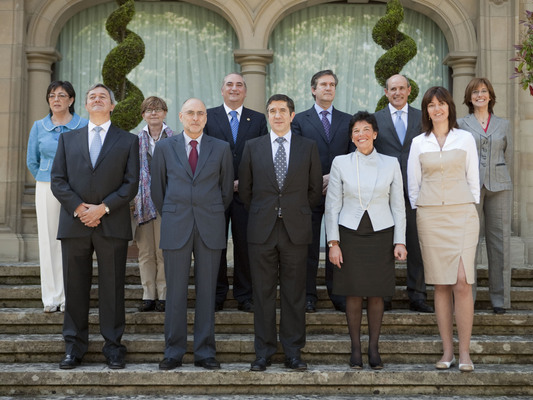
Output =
[
  {"x1": 266, "y1": 94, "x2": 295, "y2": 114},
  {"x1": 349, "y1": 111, "x2": 379, "y2": 140},
  {"x1": 310, "y1": 70, "x2": 338, "y2": 100},
  {"x1": 421, "y1": 86, "x2": 458, "y2": 135},
  {"x1": 46, "y1": 81, "x2": 76, "y2": 116},
  {"x1": 222, "y1": 72, "x2": 247, "y2": 89},
  {"x1": 85, "y1": 83, "x2": 116, "y2": 104},
  {"x1": 463, "y1": 77, "x2": 496, "y2": 114}
]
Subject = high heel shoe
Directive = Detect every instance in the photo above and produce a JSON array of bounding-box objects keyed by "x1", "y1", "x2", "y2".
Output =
[
  {"x1": 459, "y1": 362, "x2": 474, "y2": 372},
  {"x1": 349, "y1": 355, "x2": 363, "y2": 370},
  {"x1": 435, "y1": 356, "x2": 456, "y2": 370},
  {"x1": 368, "y1": 352, "x2": 383, "y2": 370}
]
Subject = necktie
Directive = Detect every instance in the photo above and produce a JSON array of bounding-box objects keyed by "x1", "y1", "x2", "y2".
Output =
[
  {"x1": 89, "y1": 126, "x2": 103, "y2": 167},
  {"x1": 274, "y1": 137, "x2": 287, "y2": 190},
  {"x1": 394, "y1": 110, "x2": 406, "y2": 144},
  {"x1": 320, "y1": 110, "x2": 331, "y2": 142},
  {"x1": 189, "y1": 140, "x2": 198, "y2": 174},
  {"x1": 229, "y1": 110, "x2": 239, "y2": 143}
]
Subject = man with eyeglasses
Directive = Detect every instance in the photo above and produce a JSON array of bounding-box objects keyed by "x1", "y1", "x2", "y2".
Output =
[
  {"x1": 150, "y1": 98, "x2": 233, "y2": 370},
  {"x1": 204, "y1": 72, "x2": 268, "y2": 313}
]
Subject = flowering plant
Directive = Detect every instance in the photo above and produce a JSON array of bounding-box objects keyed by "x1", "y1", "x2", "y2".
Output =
[{"x1": 511, "y1": 10, "x2": 533, "y2": 95}]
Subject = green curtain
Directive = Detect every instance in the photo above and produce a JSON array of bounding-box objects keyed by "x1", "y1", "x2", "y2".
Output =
[
  {"x1": 267, "y1": 3, "x2": 450, "y2": 113},
  {"x1": 55, "y1": 1, "x2": 239, "y2": 132}
]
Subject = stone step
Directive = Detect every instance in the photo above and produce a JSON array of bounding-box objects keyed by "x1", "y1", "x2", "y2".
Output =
[
  {"x1": 2, "y1": 283, "x2": 533, "y2": 310},
  {"x1": 9, "y1": 396, "x2": 532, "y2": 400},
  {"x1": 2, "y1": 262, "x2": 532, "y2": 287},
  {"x1": 1, "y1": 332, "x2": 531, "y2": 365},
  {"x1": 1, "y1": 308, "x2": 532, "y2": 336},
  {"x1": 1, "y1": 363, "x2": 532, "y2": 397}
]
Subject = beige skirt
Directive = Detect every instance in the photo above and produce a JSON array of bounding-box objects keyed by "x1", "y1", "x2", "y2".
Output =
[{"x1": 416, "y1": 203, "x2": 479, "y2": 285}]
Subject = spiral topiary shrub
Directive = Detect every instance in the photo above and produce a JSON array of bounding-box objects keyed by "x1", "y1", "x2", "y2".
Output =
[
  {"x1": 102, "y1": 0, "x2": 145, "y2": 131},
  {"x1": 372, "y1": 0, "x2": 418, "y2": 111}
]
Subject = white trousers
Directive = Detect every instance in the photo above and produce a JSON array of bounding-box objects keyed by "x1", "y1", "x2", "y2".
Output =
[
  {"x1": 135, "y1": 214, "x2": 166, "y2": 300},
  {"x1": 35, "y1": 181, "x2": 64, "y2": 307}
]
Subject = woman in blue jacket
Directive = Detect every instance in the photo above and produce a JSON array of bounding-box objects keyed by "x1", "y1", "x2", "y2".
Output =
[{"x1": 27, "y1": 81, "x2": 88, "y2": 312}]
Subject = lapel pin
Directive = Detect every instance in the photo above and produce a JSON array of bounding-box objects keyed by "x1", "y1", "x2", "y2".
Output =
[{"x1": 247, "y1": 118, "x2": 250, "y2": 121}]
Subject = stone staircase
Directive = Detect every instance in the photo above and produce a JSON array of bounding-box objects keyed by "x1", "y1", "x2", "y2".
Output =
[{"x1": 1, "y1": 243, "x2": 533, "y2": 397}]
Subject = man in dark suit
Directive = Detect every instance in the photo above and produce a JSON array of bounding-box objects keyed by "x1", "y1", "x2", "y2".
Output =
[
  {"x1": 151, "y1": 98, "x2": 233, "y2": 371},
  {"x1": 291, "y1": 70, "x2": 352, "y2": 313},
  {"x1": 373, "y1": 74, "x2": 433, "y2": 313},
  {"x1": 51, "y1": 83, "x2": 140, "y2": 370},
  {"x1": 239, "y1": 94, "x2": 322, "y2": 372},
  {"x1": 204, "y1": 73, "x2": 268, "y2": 312}
]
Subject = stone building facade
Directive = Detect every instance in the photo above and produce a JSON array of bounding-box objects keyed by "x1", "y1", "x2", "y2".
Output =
[{"x1": 1, "y1": 0, "x2": 532, "y2": 263}]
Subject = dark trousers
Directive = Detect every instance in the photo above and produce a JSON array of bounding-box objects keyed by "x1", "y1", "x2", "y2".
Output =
[
  {"x1": 163, "y1": 225, "x2": 221, "y2": 361},
  {"x1": 216, "y1": 193, "x2": 253, "y2": 304},
  {"x1": 249, "y1": 218, "x2": 307, "y2": 359},
  {"x1": 61, "y1": 233, "x2": 128, "y2": 360},
  {"x1": 405, "y1": 200, "x2": 427, "y2": 302},
  {"x1": 306, "y1": 198, "x2": 345, "y2": 306}
]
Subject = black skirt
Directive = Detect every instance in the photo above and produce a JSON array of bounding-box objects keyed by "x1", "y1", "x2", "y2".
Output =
[{"x1": 332, "y1": 212, "x2": 395, "y2": 297}]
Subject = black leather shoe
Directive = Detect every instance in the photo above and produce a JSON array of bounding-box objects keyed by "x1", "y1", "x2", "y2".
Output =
[
  {"x1": 59, "y1": 354, "x2": 81, "y2": 369},
  {"x1": 368, "y1": 352, "x2": 383, "y2": 370},
  {"x1": 305, "y1": 300, "x2": 316, "y2": 313},
  {"x1": 238, "y1": 299, "x2": 254, "y2": 313},
  {"x1": 159, "y1": 357, "x2": 182, "y2": 370},
  {"x1": 194, "y1": 357, "x2": 221, "y2": 370},
  {"x1": 155, "y1": 300, "x2": 165, "y2": 312},
  {"x1": 250, "y1": 357, "x2": 271, "y2": 371},
  {"x1": 138, "y1": 300, "x2": 156, "y2": 312},
  {"x1": 215, "y1": 302, "x2": 224, "y2": 312},
  {"x1": 333, "y1": 302, "x2": 346, "y2": 312},
  {"x1": 384, "y1": 300, "x2": 392, "y2": 311},
  {"x1": 106, "y1": 354, "x2": 125, "y2": 369},
  {"x1": 493, "y1": 307, "x2": 506, "y2": 314},
  {"x1": 409, "y1": 300, "x2": 434, "y2": 313},
  {"x1": 284, "y1": 357, "x2": 307, "y2": 371}
]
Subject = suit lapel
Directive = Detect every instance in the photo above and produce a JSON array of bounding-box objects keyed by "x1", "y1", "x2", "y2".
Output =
[
  {"x1": 195, "y1": 134, "x2": 213, "y2": 178},
  {"x1": 329, "y1": 107, "x2": 345, "y2": 142},
  {"x1": 283, "y1": 135, "x2": 304, "y2": 190},
  {"x1": 258, "y1": 135, "x2": 278, "y2": 188},
  {"x1": 213, "y1": 106, "x2": 234, "y2": 144},
  {"x1": 236, "y1": 108, "x2": 253, "y2": 144},
  {"x1": 307, "y1": 108, "x2": 330, "y2": 144},
  {"x1": 463, "y1": 114, "x2": 486, "y2": 138},
  {"x1": 93, "y1": 124, "x2": 120, "y2": 169},
  {"x1": 171, "y1": 133, "x2": 194, "y2": 179},
  {"x1": 78, "y1": 126, "x2": 92, "y2": 168}
]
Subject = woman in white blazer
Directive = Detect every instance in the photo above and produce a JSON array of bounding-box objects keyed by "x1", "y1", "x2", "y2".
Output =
[
  {"x1": 458, "y1": 77, "x2": 513, "y2": 314},
  {"x1": 325, "y1": 111, "x2": 407, "y2": 370}
]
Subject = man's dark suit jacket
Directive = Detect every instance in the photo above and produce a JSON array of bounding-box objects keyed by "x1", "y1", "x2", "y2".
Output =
[
  {"x1": 291, "y1": 106, "x2": 353, "y2": 175},
  {"x1": 374, "y1": 105, "x2": 422, "y2": 191},
  {"x1": 238, "y1": 134, "x2": 323, "y2": 244},
  {"x1": 204, "y1": 105, "x2": 268, "y2": 179},
  {"x1": 150, "y1": 133, "x2": 234, "y2": 250},
  {"x1": 51, "y1": 124, "x2": 140, "y2": 239}
]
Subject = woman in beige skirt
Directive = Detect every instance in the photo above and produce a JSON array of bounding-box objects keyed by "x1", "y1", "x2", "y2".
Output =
[{"x1": 407, "y1": 87, "x2": 480, "y2": 372}]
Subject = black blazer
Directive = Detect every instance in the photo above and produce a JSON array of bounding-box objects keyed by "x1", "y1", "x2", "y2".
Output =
[
  {"x1": 204, "y1": 105, "x2": 268, "y2": 180},
  {"x1": 291, "y1": 106, "x2": 353, "y2": 175},
  {"x1": 374, "y1": 105, "x2": 422, "y2": 192},
  {"x1": 238, "y1": 134, "x2": 322, "y2": 245},
  {"x1": 51, "y1": 124, "x2": 140, "y2": 240}
]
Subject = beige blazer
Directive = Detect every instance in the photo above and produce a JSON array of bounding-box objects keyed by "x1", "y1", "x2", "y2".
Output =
[{"x1": 325, "y1": 149, "x2": 406, "y2": 245}]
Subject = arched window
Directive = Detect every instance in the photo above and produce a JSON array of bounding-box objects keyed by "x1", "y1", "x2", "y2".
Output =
[
  {"x1": 55, "y1": 2, "x2": 239, "y2": 131},
  {"x1": 267, "y1": 3, "x2": 449, "y2": 113}
]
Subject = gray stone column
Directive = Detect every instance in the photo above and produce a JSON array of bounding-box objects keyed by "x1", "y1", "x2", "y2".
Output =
[
  {"x1": 234, "y1": 49, "x2": 273, "y2": 113},
  {"x1": 443, "y1": 53, "x2": 477, "y2": 118}
]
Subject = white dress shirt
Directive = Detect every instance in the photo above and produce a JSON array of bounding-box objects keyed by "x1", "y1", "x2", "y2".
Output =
[
  {"x1": 87, "y1": 120, "x2": 111, "y2": 148},
  {"x1": 388, "y1": 103, "x2": 408, "y2": 127},
  {"x1": 223, "y1": 103, "x2": 243, "y2": 123}
]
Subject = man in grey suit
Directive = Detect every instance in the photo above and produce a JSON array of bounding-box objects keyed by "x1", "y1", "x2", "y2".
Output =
[
  {"x1": 239, "y1": 94, "x2": 322, "y2": 372},
  {"x1": 204, "y1": 73, "x2": 268, "y2": 312},
  {"x1": 373, "y1": 74, "x2": 433, "y2": 313},
  {"x1": 291, "y1": 70, "x2": 352, "y2": 313},
  {"x1": 151, "y1": 98, "x2": 234, "y2": 370},
  {"x1": 51, "y1": 83, "x2": 140, "y2": 370}
]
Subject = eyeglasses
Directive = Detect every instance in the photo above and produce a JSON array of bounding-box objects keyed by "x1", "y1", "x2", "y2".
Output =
[
  {"x1": 472, "y1": 89, "x2": 488, "y2": 96},
  {"x1": 48, "y1": 93, "x2": 69, "y2": 99},
  {"x1": 145, "y1": 108, "x2": 164, "y2": 114},
  {"x1": 183, "y1": 111, "x2": 206, "y2": 117}
]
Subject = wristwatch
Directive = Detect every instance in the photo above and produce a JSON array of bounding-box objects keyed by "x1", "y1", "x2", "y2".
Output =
[
  {"x1": 104, "y1": 204, "x2": 110, "y2": 214},
  {"x1": 327, "y1": 240, "x2": 339, "y2": 247}
]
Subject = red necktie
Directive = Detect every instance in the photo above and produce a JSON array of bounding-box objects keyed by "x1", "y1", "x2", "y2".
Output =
[{"x1": 189, "y1": 140, "x2": 198, "y2": 174}]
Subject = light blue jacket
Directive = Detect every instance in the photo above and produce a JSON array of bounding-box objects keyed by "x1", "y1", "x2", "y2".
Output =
[{"x1": 27, "y1": 113, "x2": 88, "y2": 182}]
